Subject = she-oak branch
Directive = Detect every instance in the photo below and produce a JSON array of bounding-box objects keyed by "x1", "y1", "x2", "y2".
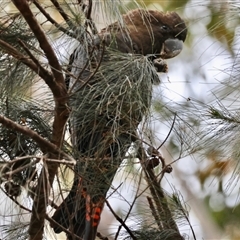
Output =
[{"x1": 7, "y1": 1, "x2": 70, "y2": 239}]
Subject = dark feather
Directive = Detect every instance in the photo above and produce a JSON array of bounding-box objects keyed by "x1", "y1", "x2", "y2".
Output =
[{"x1": 51, "y1": 8, "x2": 187, "y2": 240}]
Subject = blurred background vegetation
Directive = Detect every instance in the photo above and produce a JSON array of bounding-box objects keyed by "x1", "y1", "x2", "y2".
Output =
[
  {"x1": 1, "y1": 0, "x2": 240, "y2": 239},
  {"x1": 104, "y1": 0, "x2": 240, "y2": 239},
  {"x1": 141, "y1": 1, "x2": 240, "y2": 239}
]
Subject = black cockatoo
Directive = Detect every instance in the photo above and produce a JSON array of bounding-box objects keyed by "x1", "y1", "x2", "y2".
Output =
[{"x1": 51, "y1": 8, "x2": 187, "y2": 240}]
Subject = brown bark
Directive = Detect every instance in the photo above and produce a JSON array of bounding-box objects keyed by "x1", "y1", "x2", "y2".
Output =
[
  {"x1": 138, "y1": 147, "x2": 183, "y2": 240},
  {"x1": 0, "y1": 115, "x2": 74, "y2": 162},
  {"x1": 0, "y1": 39, "x2": 54, "y2": 84},
  {"x1": 10, "y1": 1, "x2": 70, "y2": 239}
]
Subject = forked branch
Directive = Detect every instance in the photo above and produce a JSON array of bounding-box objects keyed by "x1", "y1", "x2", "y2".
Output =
[{"x1": 10, "y1": 1, "x2": 70, "y2": 239}]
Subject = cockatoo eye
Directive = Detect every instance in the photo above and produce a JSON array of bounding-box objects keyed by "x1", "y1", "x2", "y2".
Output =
[{"x1": 161, "y1": 25, "x2": 169, "y2": 31}]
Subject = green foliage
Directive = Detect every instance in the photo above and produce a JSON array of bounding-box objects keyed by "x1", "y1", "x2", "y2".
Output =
[
  {"x1": 0, "y1": 13, "x2": 35, "y2": 48},
  {"x1": 211, "y1": 203, "x2": 240, "y2": 230},
  {"x1": 206, "y1": 3, "x2": 240, "y2": 53},
  {"x1": 165, "y1": 0, "x2": 188, "y2": 10},
  {"x1": 0, "y1": 100, "x2": 52, "y2": 159}
]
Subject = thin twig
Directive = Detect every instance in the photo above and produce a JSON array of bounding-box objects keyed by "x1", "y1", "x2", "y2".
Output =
[
  {"x1": 0, "y1": 155, "x2": 36, "y2": 165},
  {"x1": 50, "y1": 0, "x2": 73, "y2": 28},
  {"x1": 0, "y1": 39, "x2": 53, "y2": 83},
  {"x1": 17, "y1": 38, "x2": 54, "y2": 80},
  {"x1": 115, "y1": 170, "x2": 143, "y2": 240},
  {"x1": 86, "y1": 0, "x2": 92, "y2": 20},
  {"x1": 76, "y1": 42, "x2": 105, "y2": 91},
  {"x1": 157, "y1": 113, "x2": 176, "y2": 150},
  {"x1": 45, "y1": 214, "x2": 83, "y2": 240},
  {"x1": 1, "y1": 155, "x2": 75, "y2": 166},
  {"x1": 107, "y1": 182, "x2": 123, "y2": 199},
  {"x1": 146, "y1": 196, "x2": 162, "y2": 230},
  {"x1": 3, "y1": 157, "x2": 75, "y2": 179},
  {"x1": 177, "y1": 200, "x2": 197, "y2": 240},
  {"x1": 12, "y1": 0, "x2": 65, "y2": 88},
  {"x1": 137, "y1": 146, "x2": 182, "y2": 238},
  {"x1": 96, "y1": 232, "x2": 109, "y2": 240},
  {"x1": 105, "y1": 200, "x2": 137, "y2": 240},
  {"x1": 4, "y1": 159, "x2": 38, "y2": 178},
  {"x1": 54, "y1": 167, "x2": 77, "y2": 238},
  {"x1": 68, "y1": 46, "x2": 96, "y2": 93},
  {"x1": 0, "y1": 115, "x2": 75, "y2": 163},
  {"x1": 33, "y1": 0, "x2": 77, "y2": 38},
  {"x1": 84, "y1": 0, "x2": 97, "y2": 33},
  {"x1": 0, "y1": 185, "x2": 32, "y2": 212}
]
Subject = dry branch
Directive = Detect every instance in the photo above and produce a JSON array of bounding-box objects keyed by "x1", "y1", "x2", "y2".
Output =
[
  {"x1": 0, "y1": 38, "x2": 54, "y2": 83},
  {"x1": 33, "y1": 0, "x2": 77, "y2": 38},
  {"x1": 45, "y1": 215, "x2": 83, "y2": 240},
  {"x1": 10, "y1": 1, "x2": 70, "y2": 239},
  {"x1": 0, "y1": 115, "x2": 72, "y2": 160},
  {"x1": 138, "y1": 147, "x2": 183, "y2": 240},
  {"x1": 12, "y1": 0, "x2": 65, "y2": 88},
  {"x1": 50, "y1": 0, "x2": 73, "y2": 27},
  {"x1": 105, "y1": 200, "x2": 137, "y2": 240}
]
